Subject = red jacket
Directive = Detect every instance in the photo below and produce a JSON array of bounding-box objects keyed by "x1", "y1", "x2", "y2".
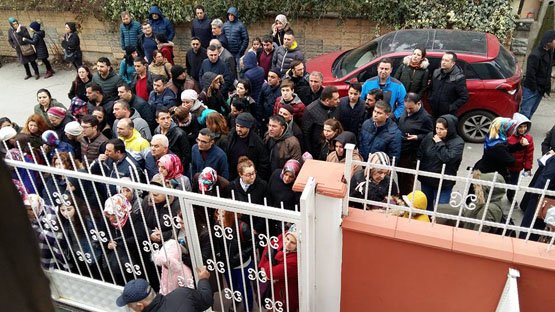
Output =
[
  {"x1": 259, "y1": 234, "x2": 299, "y2": 312},
  {"x1": 273, "y1": 94, "x2": 305, "y2": 125},
  {"x1": 507, "y1": 133, "x2": 534, "y2": 172}
]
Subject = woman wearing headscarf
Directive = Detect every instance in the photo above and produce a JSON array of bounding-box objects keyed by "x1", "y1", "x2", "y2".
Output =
[
  {"x1": 7, "y1": 17, "x2": 40, "y2": 79},
  {"x1": 350, "y1": 152, "x2": 399, "y2": 210},
  {"x1": 102, "y1": 193, "x2": 141, "y2": 285},
  {"x1": 41, "y1": 130, "x2": 74, "y2": 163},
  {"x1": 473, "y1": 117, "x2": 521, "y2": 182},
  {"x1": 268, "y1": 159, "x2": 302, "y2": 216},
  {"x1": 61, "y1": 22, "x2": 82, "y2": 70},
  {"x1": 271, "y1": 14, "x2": 292, "y2": 47},
  {"x1": 326, "y1": 131, "x2": 363, "y2": 174},
  {"x1": 157, "y1": 153, "x2": 192, "y2": 191}
]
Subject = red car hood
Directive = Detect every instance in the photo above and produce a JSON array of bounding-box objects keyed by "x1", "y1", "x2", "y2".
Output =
[{"x1": 306, "y1": 50, "x2": 347, "y2": 82}]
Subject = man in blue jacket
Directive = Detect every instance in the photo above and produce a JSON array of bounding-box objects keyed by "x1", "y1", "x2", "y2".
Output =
[
  {"x1": 361, "y1": 58, "x2": 406, "y2": 120},
  {"x1": 223, "y1": 7, "x2": 249, "y2": 65},
  {"x1": 148, "y1": 5, "x2": 175, "y2": 41},
  {"x1": 359, "y1": 100, "x2": 402, "y2": 163},
  {"x1": 119, "y1": 11, "x2": 141, "y2": 51},
  {"x1": 191, "y1": 128, "x2": 229, "y2": 179}
]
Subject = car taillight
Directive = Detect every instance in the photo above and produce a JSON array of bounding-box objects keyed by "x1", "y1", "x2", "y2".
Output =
[{"x1": 496, "y1": 83, "x2": 517, "y2": 95}]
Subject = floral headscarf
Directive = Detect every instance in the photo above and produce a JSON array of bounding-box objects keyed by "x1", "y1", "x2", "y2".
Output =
[
  {"x1": 484, "y1": 117, "x2": 516, "y2": 150},
  {"x1": 157, "y1": 154, "x2": 184, "y2": 180},
  {"x1": 104, "y1": 194, "x2": 131, "y2": 229},
  {"x1": 198, "y1": 167, "x2": 217, "y2": 192},
  {"x1": 280, "y1": 159, "x2": 301, "y2": 181},
  {"x1": 25, "y1": 194, "x2": 46, "y2": 216}
]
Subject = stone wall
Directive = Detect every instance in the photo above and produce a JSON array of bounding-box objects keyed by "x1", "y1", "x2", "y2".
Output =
[{"x1": 0, "y1": 10, "x2": 391, "y2": 66}]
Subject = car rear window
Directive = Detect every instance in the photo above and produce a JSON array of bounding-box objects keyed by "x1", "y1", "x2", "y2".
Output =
[
  {"x1": 469, "y1": 46, "x2": 516, "y2": 79},
  {"x1": 379, "y1": 30, "x2": 487, "y2": 55}
]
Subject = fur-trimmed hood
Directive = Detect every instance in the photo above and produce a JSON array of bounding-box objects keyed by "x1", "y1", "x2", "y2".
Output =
[{"x1": 403, "y1": 55, "x2": 429, "y2": 69}]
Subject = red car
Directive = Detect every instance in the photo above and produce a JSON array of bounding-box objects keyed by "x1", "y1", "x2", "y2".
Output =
[{"x1": 306, "y1": 29, "x2": 522, "y2": 143}]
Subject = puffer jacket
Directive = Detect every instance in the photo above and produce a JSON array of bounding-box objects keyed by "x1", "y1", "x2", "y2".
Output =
[
  {"x1": 507, "y1": 113, "x2": 534, "y2": 173},
  {"x1": 120, "y1": 20, "x2": 142, "y2": 50},
  {"x1": 223, "y1": 7, "x2": 249, "y2": 56},
  {"x1": 26, "y1": 30, "x2": 49, "y2": 60},
  {"x1": 191, "y1": 15, "x2": 212, "y2": 48},
  {"x1": 91, "y1": 70, "x2": 123, "y2": 101},
  {"x1": 523, "y1": 30, "x2": 555, "y2": 95},
  {"x1": 242, "y1": 52, "x2": 265, "y2": 103},
  {"x1": 417, "y1": 114, "x2": 465, "y2": 189},
  {"x1": 271, "y1": 41, "x2": 305, "y2": 76},
  {"x1": 359, "y1": 118, "x2": 403, "y2": 162},
  {"x1": 394, "y1": 55, "x2": 429, "y2": 98},
  {"x1": 429, "y1": 65, "x2": 468, "y2": 118},
  {"x1": 148, "y1": 5, "x2": 175, "y2": 41}
]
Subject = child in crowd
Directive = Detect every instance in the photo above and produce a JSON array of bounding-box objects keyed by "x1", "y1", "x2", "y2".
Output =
[
  {"x1": 401, "y1": 191, "x2": 430, "y2": 222},
  {"x1": 248, "y1": 37, "x2": 262, "y2": 54},
  {"x1": 506, "y1": 112, "x2": 534, "y2": 201}
]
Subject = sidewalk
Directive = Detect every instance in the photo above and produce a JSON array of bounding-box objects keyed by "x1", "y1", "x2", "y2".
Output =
[{"x1": 0, "y1": 62, "x2": 76, "y2": 125}]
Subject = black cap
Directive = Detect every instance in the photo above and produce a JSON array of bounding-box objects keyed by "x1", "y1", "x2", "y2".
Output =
[
  {"x1": 116, "y1": 279, "x2": 151, "y2": 307},
  {"x1": 236, "y1": 112, "x2": 255, "y2": 128}
]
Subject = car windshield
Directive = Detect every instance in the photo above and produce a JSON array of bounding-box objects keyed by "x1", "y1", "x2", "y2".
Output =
[
  {"x1": 494, "y1": 45, "x2": 517, "y2": 78},
  {"x1": 333, "y1": 40, "x2": 379, "y2": 78},
  {"x1": 334, "y1": 30, "x2": 488, "y2": 78}
]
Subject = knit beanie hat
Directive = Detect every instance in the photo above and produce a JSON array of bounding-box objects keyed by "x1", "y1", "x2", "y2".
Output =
[
  {"x1": 47, "y1": 107, "x2": 67, "y2": 119},
  {"x1": 64, "y1": 121, "x2": 83, "y2": 136},
  {"x1": 280, "y1": 103, "x2": 294, "y2": 115},
  {"x1": 29, "y1": 21, "x2": 40, "y2": 31},
  {"x1": 286, "y1": 223, "x2": 299, "y2": 241},
  {"x1": 8, "y1": 17, "x2": 17, "y2": 24},
  {"x1": 171, "y1": 65, "x2": 186, "y2": 79},
  {"x1": 235, "y1": 112, "x2": 255, "y2": 128},
  {"x1": 41, "y1": 130, "x2": 59, "y2": 146}
]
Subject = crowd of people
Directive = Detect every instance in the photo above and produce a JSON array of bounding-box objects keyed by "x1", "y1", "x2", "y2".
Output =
[{"x1": 4, "y1": 5, "x2": 555, "y2": 311}]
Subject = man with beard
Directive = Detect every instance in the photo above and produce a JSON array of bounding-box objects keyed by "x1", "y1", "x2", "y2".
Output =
[
  {"x1": 117, "y1": 83, "x2": 156, "y2": 131},
  {"x1": 186, "y1": 37, "x2": 207, "y2": 82},
  {"x1": 191, "y1": 5, "x2": 212, "y2": 48},
  {"x1": 86, "y1": 83, "x2": 115, "y2": 127},
  {"x1": 91, "y1": 57, "x2": 123, "y2": 101},
  {"x1": 264, "y1": 115, "x2": 301, "y2": 171}
]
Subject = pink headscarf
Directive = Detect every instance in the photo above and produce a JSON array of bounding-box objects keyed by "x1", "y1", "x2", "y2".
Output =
[
  {"x1": 104, "y1": 194, "x2": 131, "y2": 229},
  {"x1": 157, "y1": 154, "x2": 184, "y2": 180}
]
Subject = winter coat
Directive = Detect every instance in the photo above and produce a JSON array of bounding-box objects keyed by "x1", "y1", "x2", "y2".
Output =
[
  {"x1": 119, "y1": 20, "x2": 142, "y2": 50},
  {"x1": 265, "y1": 130, "x2": 302, "y2": 172},
  {"x1": 151, "y1": 239, "x2": 194, "y2": 295},
  {"x1": 223, "y1": 7, "x2": 249, "y2": 56},
  {"x1": 428, "y1": 65, "x2": 468, "y2": 118},
  {"x1": 148, "y1": 87, "x2": 177, "y2": 115},
  {"x1": 198, "y1": 58, "x2": 233, "y2": 95},
  {"x1": 474, "y1": 143, "x2": 521, "y2": 181},
  {"x1": 267, "y1": 169, "x2": 301, "y2": 212},
  {"x1": 226, "y1": 129, "x2": 270, "y2": 180},
  {"x1": 148, "y1": 5, "x2": 175, "y2": 41},
  {"x1": 417, "y1": 114, "x2": 464, "y2": 189},
  {"x1": 33, "y1": 99, "x2": 66, "y2": 125},
  {"x1": 398, "y1": 105, "x2": 434, "y2": 155},
  {"x1": 191, "y1": 16, "x2": 212, "y2": 48},
  {"x1": 242, "y1": 52, "x2": 265, "y2": 104},
  {"x1": 228, "y1": 177, "x2": 269, "y2": 234},
  {"x1": 129, "y1": 95, "x2": 156, "y2": 131},
  {"x1": 191, "y1": 145, "x2": 229, "y2": 179},
  {"x1": 361, "y1": 76, "x2": 406, "y2": 119},
  {"x1": 350, "y1": 170, "x2": 399, "y2": 209},
  {"x1": 302, "y1": 99, "x2": 338, "y2": 158},
  {"x1": 542, "y1": 124, "x2": 555, "y2": 154},
  {"x1": 394, "y1": 55, "x2": 430, "y2": 98},
  {"x1": 136, "y1": 33, "x2": 157, "y2": 63},
  {"x1": 26, "y1": 30, "x2": 49, "y2": 60},
  {"x1": 118, "y1": 58, "x2": 136, "y2": 85},
  {"x1": 141, "y1": 197, "x2": 180, "y2": 245},
  {"x1": 186, "y1": 47, "x2": 208, "y2": 82},
  {"x1": 336, "y1": 96, "x2": 366, "y2": 134},
  {"x1": 61, "y1": 32, "x2": 81, "y2": 60},
  {"x1": 131, "y1": 70, "x2": 155, "y2": 100},
  {"x1": 68, "y1": 78, "x2": 89, "y2": 102},
  {"x1": 522, "y1": 30, "x2": 555, "y2": 96},
  {"x1": 359, "y1": 118, "x2": 403, "y2": 162},
  {"x1": 80, "y1": 132, "x2": 108, "y2": 165},
  {"x1": 507, "y1": 113, "x2": 534, "y2": 173},
  {"x1": 155, "y1": 122, "x2": 191, "y2": 169},
  {"x1": 220, "y1": 48, "x2": 237, "y2": 82},
  {"x1": 259, "y1": 234, "x2": 299, "y2": 312},
  {"x1": 274, "y1": 94, "x2": 305, "y2": 125},
  {"x1": 272, "y1": 42, "x2": 305, "y2": 76},
  {"x1": 86, "y1": 98, "x2": 116, "y2": 127},
  {"x1": 258, "y1": 83, "x2": 281, "y2": 122},
  {"x1": 214, "y1": 218, "x2": 253, "y2": 269},
  {"x1": 140, "y1": 280, "x2": 213, "y2": 312},
  {"x1": 8, "y1": 26, "x2": 37, "y2": 64},
  {"x1": 91, "y1": 70, "x2": 123, "y2": 101}
]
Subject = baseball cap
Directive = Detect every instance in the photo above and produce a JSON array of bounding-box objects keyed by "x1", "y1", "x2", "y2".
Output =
[{"x1": 116, "y1": 279, "x2": 151, "y2": 307}]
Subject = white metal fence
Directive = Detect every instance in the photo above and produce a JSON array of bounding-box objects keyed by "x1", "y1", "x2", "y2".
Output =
[
  {"x1": 343, "y1": 144, "x2": 555, "y2": 249},
  {"x1": 5, "y1": 146, "x2": 314, "y2": 312}
]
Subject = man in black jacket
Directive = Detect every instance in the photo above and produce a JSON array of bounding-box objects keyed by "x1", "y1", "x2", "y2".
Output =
[
  {"x1": 186, "y1": 37, "x2": 207, "y2": 82},
  {"x1": 154, "y1": 108, "x2": 191, "y2": 171},
  {"x1": 302, "y1": 86, "x2": 340, "y2": 158},
  {"x1": 191, "y1": 5, "x2": 212, "y2": 48},
  {"x1": 118, "y1": 83, "x2": 157, "y2": 132},
  {"x1": 116, "y1": 267, "x2": 213, "y2": 311},
  {"x1": 428, "y1": 51, "x2": 468, "y2": 119},
  {"x1": 519, "y1": 30, "x2": 555, "y2": 119},
  {"x1": 227, "y1": 112, "x2": 270, "y2": 180}
]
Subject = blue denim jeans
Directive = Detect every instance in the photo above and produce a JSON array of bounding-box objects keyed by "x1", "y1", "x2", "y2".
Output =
[
  {"x1": 421, "y1": 183, "x2": 453, "y2": 211},
  {"x1": 519, "y1": 87, "x2": 543, "y2": 119}
]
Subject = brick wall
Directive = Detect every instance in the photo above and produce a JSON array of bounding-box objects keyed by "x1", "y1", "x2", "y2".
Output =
[{"x1": 0, "y1": 10, "x2": 391, "y2": 67}]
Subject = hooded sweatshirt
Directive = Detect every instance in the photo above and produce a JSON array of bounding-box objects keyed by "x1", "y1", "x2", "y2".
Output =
[
  {"x1": 507, "y1": 112, "x2": 534, "y2": 172},
  {"x1": 242, "y1": 52, "x2": 265, "y2": 103}
]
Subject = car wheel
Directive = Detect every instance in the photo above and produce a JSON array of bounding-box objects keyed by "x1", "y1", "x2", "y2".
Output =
[{"x1": 457, "y1": 110, "x2": 496, "y2": 143}]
